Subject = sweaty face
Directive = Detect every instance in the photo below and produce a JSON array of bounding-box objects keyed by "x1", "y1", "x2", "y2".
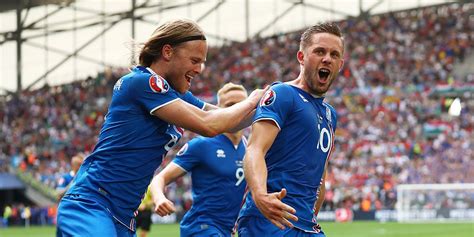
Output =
[
  {"x1": 166, "y1": 40, "x2": 207, "y2": 94},
  {"x1": 299, "y1": 33, "x2": 344, "y2": 96},
  {"x1": 218, "y1": 90, "x2": 248, "y2": 108}
]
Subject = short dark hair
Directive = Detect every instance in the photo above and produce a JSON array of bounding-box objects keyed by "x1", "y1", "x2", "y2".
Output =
[{"x1": 300, "y1": 22, "x2": 344, "y2": 51}]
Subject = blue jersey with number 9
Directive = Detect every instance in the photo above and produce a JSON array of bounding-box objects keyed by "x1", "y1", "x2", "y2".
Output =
[{"x1": 173, "y1": 134, "x2": 247, "y2": 236}]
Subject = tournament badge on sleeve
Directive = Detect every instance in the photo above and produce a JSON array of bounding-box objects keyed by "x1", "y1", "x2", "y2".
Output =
[
  {"x1": 149, "y1": 75, "x2": 170, "y2": 93},
  {"x1": 260, "y1": 89, "x2": 276, "y2": 106}
]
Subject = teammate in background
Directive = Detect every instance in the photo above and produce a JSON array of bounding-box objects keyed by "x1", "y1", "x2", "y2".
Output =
[
  {"x1": 151, "y1": 83, "x2": 248, "y2": 237},
  {"x1": 238, "y1": 22, "x2": 344, "y2": 236},
  {"x1": 56, "y1": 19, "x2": 266, "y2": 237},
  {"x1": 136, "y1": 186, "x2": 153, "y2": 237},
  {"x1": 56, "y1": 154, "x2": 84, "y2": 201}
]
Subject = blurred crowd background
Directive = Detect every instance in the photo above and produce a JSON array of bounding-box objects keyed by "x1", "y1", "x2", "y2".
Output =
[{"x1": 1, "y1": 2, "x2": 473, "y2": 225}]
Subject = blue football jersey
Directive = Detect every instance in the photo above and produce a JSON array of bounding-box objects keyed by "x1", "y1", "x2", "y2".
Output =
[
  {"x1": 238, "y1": 82, "x2": 337, "y2": 233},
  {"x1": 66, "y1": 66, "x2": 205, "y2": 231},
  {"x1": 173, "y1": 134, "x2": 247, "y2": 235},
  {"x1": 56, "y1": 171, "x2": 75, "y2": 190}
]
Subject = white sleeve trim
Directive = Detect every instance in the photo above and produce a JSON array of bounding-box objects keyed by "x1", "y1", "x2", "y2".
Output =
[
  {"x1": 253, "y1": 118, "x2": 281, "y2": 131},
  {"x1": 149, "y1": 98, "x2": 180, "y2": 115},
  {"x1": 171, "y1": 162, "x2": 189, "y2": 173}
]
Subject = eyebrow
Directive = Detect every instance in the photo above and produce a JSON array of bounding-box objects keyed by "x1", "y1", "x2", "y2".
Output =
[
  {"x1": 314, "y1": 46, "x2": 342, "y2": 54},
  {"x1": 191, "y1": 56, "x2": 206, "y2": 63}
]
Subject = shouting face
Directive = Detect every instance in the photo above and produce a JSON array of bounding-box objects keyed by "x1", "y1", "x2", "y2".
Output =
[{"x1": 297, "y1": 32, "x2": 344, "y2": 96}]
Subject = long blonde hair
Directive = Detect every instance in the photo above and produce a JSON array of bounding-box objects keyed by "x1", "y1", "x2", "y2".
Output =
[{"x1": 139, "y1": 19, "x2": 206, "y2": 67}]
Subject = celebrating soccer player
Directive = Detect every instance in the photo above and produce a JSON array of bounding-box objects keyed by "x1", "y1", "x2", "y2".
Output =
[
  {"x1": 151, "y1": 82, "x2": 248, "y2": 237},
  {"x1": 238, "y1": 22, "x2": 344, "y2": 236},
  {"x1": 56, "y1": 19, "x2": 266, "y2": 237}
]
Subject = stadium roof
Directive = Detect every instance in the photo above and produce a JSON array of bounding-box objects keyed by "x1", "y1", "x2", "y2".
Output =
[
  {"x1": 0, "y1": 0, "x2": 458, "y2": 94},
  {"x1": 0, "y1": 173, "x2": 25, "y2": 190},
  {"x1": 0, "y1": 0, "x2": 69, "y2": 13}
]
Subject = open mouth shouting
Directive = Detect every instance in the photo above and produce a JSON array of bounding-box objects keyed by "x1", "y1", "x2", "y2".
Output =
[
  {"x1": 318, "y1": 68, "x2": 331, "y2": 83},
  {"x1": 185, "y1": 74, "x2": 194, "y2": 85}
]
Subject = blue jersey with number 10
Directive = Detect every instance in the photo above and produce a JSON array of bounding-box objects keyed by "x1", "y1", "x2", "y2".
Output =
[
  {"x1": 173, "y1": 134, "x2": 247, "y2": 236},
  {"x1": 239, "y1": 82, "x2": 337, "y2": 233},
  {"x1": 66, "y1": 66, "x2": 205, "y2": 231}
]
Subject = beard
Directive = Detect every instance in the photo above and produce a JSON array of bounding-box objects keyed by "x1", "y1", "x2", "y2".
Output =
[{"x1": 304, "y1": 70, "x2": 334, "y2": 96}]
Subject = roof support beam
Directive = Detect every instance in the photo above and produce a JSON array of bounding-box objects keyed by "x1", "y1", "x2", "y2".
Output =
[
  {"x1": 197, "y1": 0, "x2": 225, "y2": 22},
  {"x1": 24, "y1": 41, "x2": 118, "y2": 68},
  {"x1": 254, "y1": 1, "x2": 300, "y2": 37},
  {"x1": 302, "y1": 1, "x2": 354, "y2": 18},
  {"x1": 26, "y1": 19, "x2": 120, "y2": 90}
]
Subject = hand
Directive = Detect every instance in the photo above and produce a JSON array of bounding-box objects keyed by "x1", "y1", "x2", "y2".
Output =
[
  {"x1": 253, "y1": 188, "x2": 298, "y2": 230},
  {"x1": 247, "y1": 85, "x2": 270, "y2": 107},
  {"x1": 154, "y1": 196, "x2": 176, "y2": 217}
]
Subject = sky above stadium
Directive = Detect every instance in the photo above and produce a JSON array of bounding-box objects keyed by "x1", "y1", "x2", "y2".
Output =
[{"x1": 0, "y1": 0, "x2": 454, "y2": 93}]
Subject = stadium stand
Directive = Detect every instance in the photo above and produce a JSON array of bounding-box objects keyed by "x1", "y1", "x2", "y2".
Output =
[{"x1": 1, "y1": 2, "x2": 472, "y2": 225}]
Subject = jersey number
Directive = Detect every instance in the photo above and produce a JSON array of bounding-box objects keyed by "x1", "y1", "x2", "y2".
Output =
[
  {"x1": 316, "y1": 124, "x2": 331, "y2": 153},
  {"x1": 235, "y1": 168, "x2": 244, "y2": 186},
  {"x1": 164, "y1": 134, "x2": 179, "y2": 151}
]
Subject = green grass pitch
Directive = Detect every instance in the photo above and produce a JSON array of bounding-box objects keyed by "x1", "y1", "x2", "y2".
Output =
[{"x1": 1, "y1": 222, "x2": 473, "y2": 237}]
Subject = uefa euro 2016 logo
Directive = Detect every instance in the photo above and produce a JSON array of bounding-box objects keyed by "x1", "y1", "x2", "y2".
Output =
[
  {"x1": 260, "y1": 89, "x2": 275, "y2": 106},
  {"x1": 149, "y1": 75, "x2": 170, "y2": 93}
]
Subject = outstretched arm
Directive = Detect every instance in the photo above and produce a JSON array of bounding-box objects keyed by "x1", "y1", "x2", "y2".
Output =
[
  {"x1": 154, "y1": 87, "x2": 266, "y2": 137},
  {"x1": 202, "y1": 101, "x2": 256, "y2": 132},
  {"x1": 149, "y1": 163, "x2": 186, "y2": 216},
  {"x1": 244, "y1": 120, "x2": 298, "y2": 230}
]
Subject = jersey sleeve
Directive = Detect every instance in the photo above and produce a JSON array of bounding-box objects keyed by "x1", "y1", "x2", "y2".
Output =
[
  {"x1": 181, "y1": 91, "x2": 206, "y2": 110},
  {"x1": 129, "y1": 73, "x2": 181, "y2": 114},
  {"x1": 172, "y1": 137, "x2": 205, "y2": 172},
  {"x1": 253, "y1": 83, "x2": 293, "y2": 130}
]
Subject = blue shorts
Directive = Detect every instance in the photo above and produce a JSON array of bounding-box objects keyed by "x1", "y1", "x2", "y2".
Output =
[
  {"x1": 237, "y1": 216, "x2": 325, "y2": 237},
  {"x1": 180, "y1": 223, "x2": 228, "y2": 237},
  {"x1": 56, "y1": 195, "x2": 135, "y2": 237}
]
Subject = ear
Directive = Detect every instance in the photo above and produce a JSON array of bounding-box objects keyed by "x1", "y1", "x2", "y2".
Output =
[
  {"x1": 162, "y1": 44, "x2": 173, "y2": 61},
  {"x1": 338, "y1": 59, "x2": 345, "y2": 73},
  {"x1": 297, "y1": 50, "x2": 304, "y2": 65}
]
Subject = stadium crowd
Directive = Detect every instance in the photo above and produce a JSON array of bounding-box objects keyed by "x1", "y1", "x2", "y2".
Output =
[{"x1": 1, "y1": 2, "x2": 473, "y2": 225}]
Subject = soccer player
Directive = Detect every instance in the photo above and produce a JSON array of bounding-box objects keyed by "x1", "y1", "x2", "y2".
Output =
[
  {"x1": 56, "y1": 19, "x2": 266, "y2": 237},
  {"x1": 150, "y1": 83, "x2": 248, "y2": 237},
  {"x1": 56, "y1": 154, "x2": 84, "y2": 201},
  {"x1": 238, "y1": 22, "x2": 344, "y2": 236}
]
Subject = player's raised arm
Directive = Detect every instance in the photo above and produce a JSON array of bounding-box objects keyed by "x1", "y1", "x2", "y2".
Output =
[
  {"x1": 244, "y1": 120, "x2": 298, "y2": 230},
  {"x1": 149, "y1": 163, "x2": 187, "y2": 217},
  {"x1": 153, "y1": 87, "x2": 265, "y2": 137}
]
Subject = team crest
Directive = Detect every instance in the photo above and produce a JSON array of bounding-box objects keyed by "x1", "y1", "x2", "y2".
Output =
[
  {"x1": 260, "y1": 89, "x2": 276, "y2": 106},
  {"x1": 177, "y1": 143, "x2": 188, "y2": 156},
  {"x1": 149, "y1": 75, "x2": 169, "y2": 93},
  {"x1": 325, "y1": 105, "x2": 332, "y2": 124}
]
